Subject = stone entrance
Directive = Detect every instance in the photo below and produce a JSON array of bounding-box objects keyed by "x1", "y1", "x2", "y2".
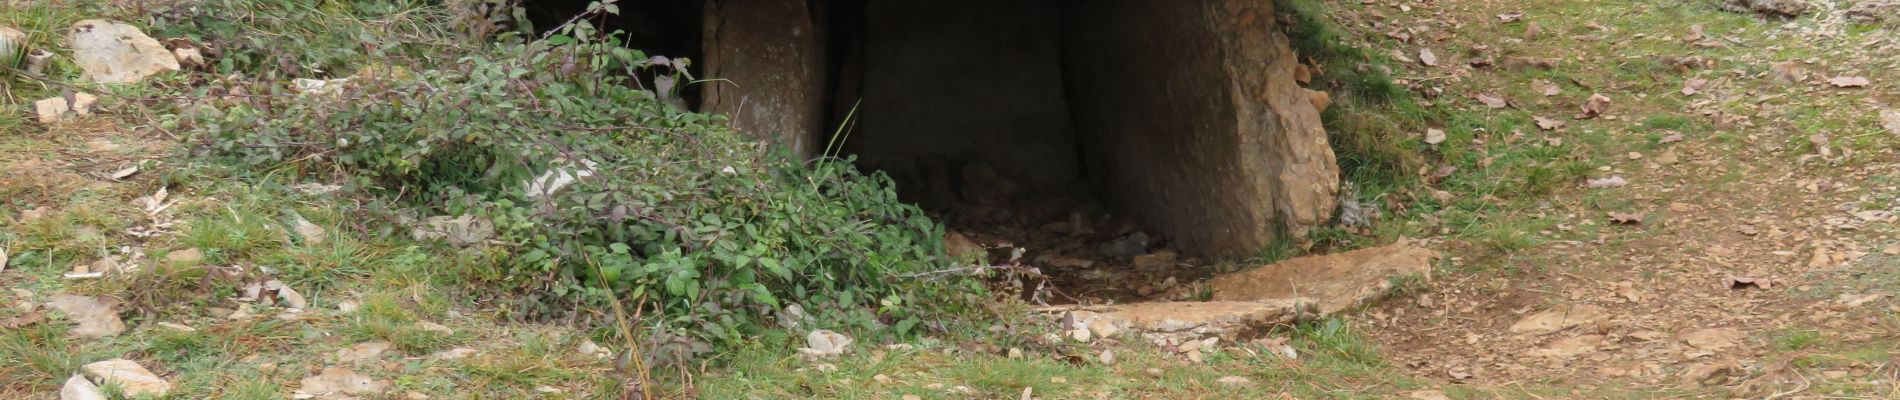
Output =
[{"x1": 525, "y1": 0, "x2": 1341, "y2": 260}]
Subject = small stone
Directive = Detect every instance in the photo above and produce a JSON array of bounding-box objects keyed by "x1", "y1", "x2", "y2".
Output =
[
  {"x1": 1186, "y1": 349, "x2": 1203, "y2": 363},
  {"x1": 1099, "y1": 349, "x2": 1115, "y2": 365},
  {"x1": 61, "y1": 374, "x2": 108, "y2": 400},
  {"x1": 1216, "y1": 376, "x2": 1253, "y2": 387},
  {"x1": 1405, "y1": 390, "x2": 1452, "y2": 400},
  {"x1": 68, "y1": 20, "x2": 180, "y2": 83},
  {"x1": 166, "y1": 248, "x2": 204, "y2": 266},
  {"x1": 70, "y1": 93, "x2": 98, "y2": 115},
  {"x1": 333, "y1": 341, "x2": 393, "y2": 364},
  {"x1": 1088, "y1": 319, "x2": 1120, "y2": 339},
  {"x1": 1131, "y1": 250, "x2": 1179, "y2": 270},
  {"x1": 81, "y1": 359, "x2": 171, "y2": 397},
  {"x1": 1007, "y1": 348, "x2": 1023, "y2": 359},
  {"x1": 1067, "y1": 328, "x2": 1091, "y2": 342},
  {"x1": 293, "y1": 215, "x2": 326, "y2": 245},
  {"x1": 404, "y1": 391, "x2": 430, "y2": 400},
  {"x1": 902, "y1": 396, "x2": 922, "y2": 400},
  {"x1": 416, "y1": 321, "x2": 453, "y2": 335},
  {"x1": 535, "y1": 386, "x2": 564, "y2": 394},
  {"x1": 35, "y1": 97, "x2": 70, "y2": 124},
  {"x1": 1143, "y1": 368, "x2": 1163, "y2": 377},
  {"x1": 798, "y1": 330, "x2": 853, "y2": 359},
  {"x1": 297, "y1": 367, "x2": 389, "y2": 399},
  {"x1": 874, "y1": 374, "x2": 891, "y2": 383},
  {"x1": 45, "y1": 295, "x2": 125, "y2": 338},
  {"x1": 576, "y1": 339, "x2": 611, "y2": 360}
]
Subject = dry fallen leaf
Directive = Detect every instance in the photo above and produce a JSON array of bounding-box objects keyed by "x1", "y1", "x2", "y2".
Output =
[
  {"x1": 1498, "y1": 12, "x2": 1524, "y2": 22},
  {"x1": 1535, "y1": 116, "x2": 1567, "y2": 130},
  {"x1": 1419, "y1": 48, "x2": 1439, "y2": 67},
  {"x1": 1685, "y1": 24, "x2": 1705, "y2": 42},
  {"x1": 1533, "y1": 79, "x2": 1561, "y2": 96},
  {"x1": 1681, "y1": 79, "x2": 1708, "y2": 96},
  {"x1": 1827, "y1": 76, "x2": 1870, "y2": 88},
  {"x1": 1660, "y1": 132, "x2": 1686, "y2": 143},
  {"x1": 1770, "y1": 62, "x2": 1806, "y2": 82},
  {"x1": 1608, "y1": 212, "x2": 1644, "y2": 224},
  {"x1": 1586, "y1": 176, "x2": 1628, "y2": 188},
  {"x1": 1476, "y1": 93, "x2": 1508, "y2": 108},
  {"x1": 1581, "y1": 93, "x2": 1611, "y2": 118},
  {"x1": 1424, "y1": 128, "x2": 1447, "y2": 145}
]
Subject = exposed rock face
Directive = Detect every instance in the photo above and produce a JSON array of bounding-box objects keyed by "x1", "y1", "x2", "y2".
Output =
[
  {"x1": 67, "y1": 20, "x2": 179, "y2": 83},
  {"x1": 700, "y1": 0, "x2": 826, "y2": 157},
  {"x1": 1063, "y1": 0, "x2": 1340, "y2": 258},
  {"x1": 1207, "y1": 242, "x2": 1438, "y2": 314}
]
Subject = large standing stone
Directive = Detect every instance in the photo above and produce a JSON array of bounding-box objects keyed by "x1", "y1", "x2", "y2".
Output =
[
  {"x1": 700, "y1": 0, "x2": 826, "y2": 157},
  {"x1": 1063, "y1": 0, "x2": 1341, "y2": 258},
  {"x1": 80, "y1": 359, "x2": 171, "y2": 397},
  {"x1": 67, "y1": 20, "x2": 179, "y2": 84}
]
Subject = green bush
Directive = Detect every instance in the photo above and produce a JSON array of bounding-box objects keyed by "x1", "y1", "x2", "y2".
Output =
[{"x1": 170, "y1": 4, "x2": 979, "y2": 348}]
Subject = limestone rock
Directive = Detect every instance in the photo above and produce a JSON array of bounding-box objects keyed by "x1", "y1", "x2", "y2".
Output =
[
  {"x1": 60, "y1": 374, "x2": 107, "y2": 400},
  {"x1": 297, "y1": 367, "x2": 389, "y2": 400},
  {"x1": 1207, "y1": 242, "x2": 1439, "y2": 314},
  {"x1": 34, "y1": 97, "x2": 69, "y2": 124},
  {"x1": 332, "y1": 341, "x2": 392, "y2": 364},
  {"x1": 68, "y1": 20, "x2": 179, "y2": 83},
  {"x1": 46, "y1": 295, "x2": 125, "y2": 338},
  {"x1": 797, "y1": 330, "x2": 853, "y2": 359},
  {"x1": 81, "y1": 359, "x2": 171, "y2": 397},
  {"x1": 0, "y1": 26, "x2": 23, "y2": 62},
  {"x1": 1044, "y1": 300, "x2": 1315, "y2": 344}
]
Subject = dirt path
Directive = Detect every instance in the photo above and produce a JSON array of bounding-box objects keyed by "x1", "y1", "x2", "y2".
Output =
[{"x1": 1340, "y1": 0, "x2": 1900, "y2": 396}]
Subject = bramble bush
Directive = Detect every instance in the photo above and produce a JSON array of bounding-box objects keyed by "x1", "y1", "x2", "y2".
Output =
[{"x1": 166, "y1": 1, "x2": 983, "y2": 349}]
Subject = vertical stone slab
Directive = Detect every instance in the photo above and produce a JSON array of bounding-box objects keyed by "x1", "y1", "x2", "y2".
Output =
[
  {"x1": 1062, "y1": 0, "x2": 1338, "y2": 258},
  {"x1": 701, "y1": 0, "x2": 826, "y2": 157}
]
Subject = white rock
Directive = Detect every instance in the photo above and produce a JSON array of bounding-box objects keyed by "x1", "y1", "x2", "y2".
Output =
[
  {"x1": 68, "y1": 20, "x2": 179, "y2": 84},
  {"x1": 1216, "y1": 376, "x2": 1253, "y2": 387},
  {"x1": 0, "y1": 26, "x2": 23, "y2": 62},
  {"x1": 333, "y1": 341, "x2": 392, "y2": 364},
  {"x1": 81, "y1": 359, "x2": 171, "y2": 397},
  {"x1": 576, "y1": 339, "x2": 611, "y2": 360},
  {"x1": 45, "y1": 295, "x2": 125, "y2": 338},
  {"x1": 35, "y1": 97, "x2": 70, "y2": 124},
  {"x1": 292, "y1": 215, "x2": 326, "y2": 245},
  {"x1": 798, "y1": 330, "x2": 853, "y2": 359},
  {"x1": 60, "y1": 374, "x2": 107, "y2": 400}
]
